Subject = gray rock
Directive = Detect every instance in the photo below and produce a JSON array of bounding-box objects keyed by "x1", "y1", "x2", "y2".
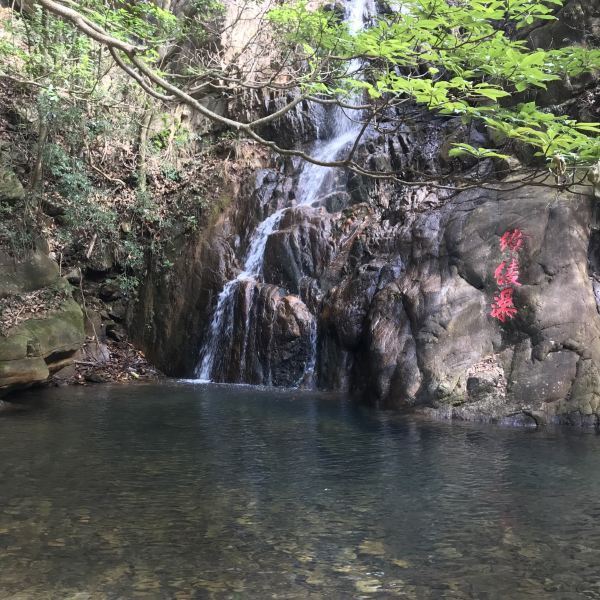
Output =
[
  {"x1": 0, "y1": 165, "x2": 24, "y2": 203},
  {"x1": 106, "y1": 322, "x2": 126, "y2": 342},
  {"x1": 0, "y1": 250, "x2": 60, "y2": 298},
  {"x1": 99, "y1": 281, "x2": 122, "y2": 302}
]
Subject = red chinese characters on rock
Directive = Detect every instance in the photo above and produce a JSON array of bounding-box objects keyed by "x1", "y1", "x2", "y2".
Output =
[
  {"x1": 491, "y1": 229, "x2": 524, "y2": 323},
  {"x1": 490, "y1": 288, "x2": 518, "y2": 322},
  {"x1": 494, "y1": 258, "x2": 521, "y2": 287},
  {"x1": 499, "y1": 229, "x2": 524, "y2": 253}
]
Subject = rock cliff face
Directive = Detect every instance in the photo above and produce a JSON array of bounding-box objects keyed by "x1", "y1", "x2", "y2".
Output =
[
  {"x1": 319, "y1": 184, "x2": 600, "y2": 426},
  {"x1": 0, "y1": 251, "x2": 85, "y2": 396},
  {"x1": 129, "y1": 0, "x2": 600, "y2": 425},
  {"x1": 130, "y1": 134, "x2": 600, "y2": 425}
]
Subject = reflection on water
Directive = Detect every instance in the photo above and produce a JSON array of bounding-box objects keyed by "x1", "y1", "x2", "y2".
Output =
[{"x1": 1, "y1": 383, "x2": 600, "y2": 599}]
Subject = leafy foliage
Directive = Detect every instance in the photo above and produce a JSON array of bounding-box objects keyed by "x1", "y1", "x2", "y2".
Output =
[
  {"x1": 270, "y1": 0, "x2": 600, "y2": 169},
  {"x1": 0, "y1": 0, "x2": 223, "y2": 296}
]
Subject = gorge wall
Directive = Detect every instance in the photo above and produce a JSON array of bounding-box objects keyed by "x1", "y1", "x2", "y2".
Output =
[
  {"x1": 1, "y1": 0, "x2": 597, "y2": 427},
  {"x1": 131, "y1": 130, "x2": 600, "y2": 426},
  {"x1": 129, "y1": 0, "x2": 600, "y2": 426}
]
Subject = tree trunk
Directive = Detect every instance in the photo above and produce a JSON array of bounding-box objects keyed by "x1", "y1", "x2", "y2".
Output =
[{"x1": 137, "y1": 108, "x2": 154, "y2": 195}]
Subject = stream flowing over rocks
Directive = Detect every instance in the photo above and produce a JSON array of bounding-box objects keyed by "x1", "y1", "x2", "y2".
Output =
[
  {"x1": 132, "y1": 156, "x2": 600, "y2": 425},
  {"x1": 128, "y1": 0, "x2": 600, "y2": 425}
]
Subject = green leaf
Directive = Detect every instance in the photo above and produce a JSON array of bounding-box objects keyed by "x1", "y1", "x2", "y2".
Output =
[{"x1": 575, "y1": 123, "x2": 600, "y2": 133}]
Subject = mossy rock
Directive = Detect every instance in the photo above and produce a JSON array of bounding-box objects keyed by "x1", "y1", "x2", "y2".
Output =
[
  {"x1": 0, "y1": 166, "x2": 24, "y2": 203},
  {"x1": 0, "y1": 357, "x2": 49, "y2": 390},
  {"x1": 0, "y1": 281, "x2": 85, "y2": 395},
  {"x1": 0, "y1": 298, "x2": 84, "y2": 361},
  {"x1": 0, "y1": 250, "x2": 60, "y2": 298}
]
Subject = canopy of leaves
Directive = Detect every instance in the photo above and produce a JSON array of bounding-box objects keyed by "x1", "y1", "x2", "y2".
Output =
[
  {"x1": 269, "y1": 0, "x2": 600, "y2": 168},
  {"x1": 0, "y1": 0, "x2": 597, "y2": 180}
]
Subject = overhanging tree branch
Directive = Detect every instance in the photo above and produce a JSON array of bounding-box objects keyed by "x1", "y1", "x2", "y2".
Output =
[
  {"x1": 35, "y1": 0, "x2": 146, "y2": 54},
  {"x1": 30, "y1": 0, "x2": 596, "y2": 191}
]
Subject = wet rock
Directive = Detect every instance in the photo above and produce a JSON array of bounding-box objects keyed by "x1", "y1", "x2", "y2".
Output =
[
  {"x1": 263, "y1": 207, "x2": 334, "y2": 293},
  {"x1": 322, "y1": 1, "x2": 345, "y2": 17},
  {"x1": 271, "y1": 295, "x2": 315, "y2": 387},
  {"x1": 364, "y1": 283, "x2": 421, "y2": 403},
  {"x1": 261, "y1": 94, "x2": 326, "y2": 147},
  {"x1": 323, "y1": 191, "x2": 351, "y2": 213},
  {"x1": 207, "y1": 280, "x2": 315, "y2": 387}
]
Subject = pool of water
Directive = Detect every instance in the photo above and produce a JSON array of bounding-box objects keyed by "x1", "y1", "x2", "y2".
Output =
[{"x1": 1, "y1": 383, "x2": 599, "y2": 599}]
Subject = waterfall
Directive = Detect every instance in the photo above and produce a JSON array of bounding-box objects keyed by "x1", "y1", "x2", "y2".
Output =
[
  {"x1": 196, "y1": 0, "x2": 372, "y2": 384},
  {"x1": 195, "y1": 211, "x2": 284, "y2": 380}
]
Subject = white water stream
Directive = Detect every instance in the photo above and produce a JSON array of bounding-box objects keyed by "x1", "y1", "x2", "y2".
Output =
[{"x1": 196, "y1": 0, "x2": 372, "y2": 383}]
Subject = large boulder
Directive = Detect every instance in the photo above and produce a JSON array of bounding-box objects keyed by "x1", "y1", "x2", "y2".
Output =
[
  {"x1": 0, "y1": 255, "x2": 85, "y2": 396},
  {"x1": 262, "y1": 205, "x2": 335, "y2": 294},
  {"x1": 0, "y1": 165, "x2": 25, "y2": 203},
  {"x1": 0, "y1": 250, "x2": 59, "y2": 297},
  {"x1": 205, "y1": 279, "x2": 316, "y2": 387}
]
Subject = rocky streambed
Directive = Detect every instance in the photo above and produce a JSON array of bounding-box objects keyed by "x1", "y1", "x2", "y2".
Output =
[{"x1": 2, "y1": 382, "x2": 600, "y2": 598}]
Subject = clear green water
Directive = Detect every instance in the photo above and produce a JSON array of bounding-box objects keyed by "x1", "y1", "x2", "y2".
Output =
[{"x1": 1, "y1": 383, "x2": 600, "y2": 599}]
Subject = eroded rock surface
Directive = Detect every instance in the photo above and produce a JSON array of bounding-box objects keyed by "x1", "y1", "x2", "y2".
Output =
[
  {"x1": 0, "y1": 251, "x2": 85, "y2": 396},
  {"x1": 128, "y1": 2, "x2": 600, "y2": 423},
  {"x1": 133, "y1": 142, "x2": 600, "y2": 424},
  {"x1": 319, "y1": 185, "x2": 600, "y2": 425}
]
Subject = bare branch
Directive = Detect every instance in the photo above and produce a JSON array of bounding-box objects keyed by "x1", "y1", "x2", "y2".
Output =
[
  {"x1": 29, "y1": 0, "x2": 590, "y2": 192},
  {"x1": 36, "y1": 0, "x2": 146, "y2": 54}
]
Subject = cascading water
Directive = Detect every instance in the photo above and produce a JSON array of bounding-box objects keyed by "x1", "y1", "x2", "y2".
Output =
[
  {"x1": 196, "y1": 0, "x2": 372, "y2": 384},
  {"x1": 196, "y1": 210, "x2": 285, "y2": 380}
]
